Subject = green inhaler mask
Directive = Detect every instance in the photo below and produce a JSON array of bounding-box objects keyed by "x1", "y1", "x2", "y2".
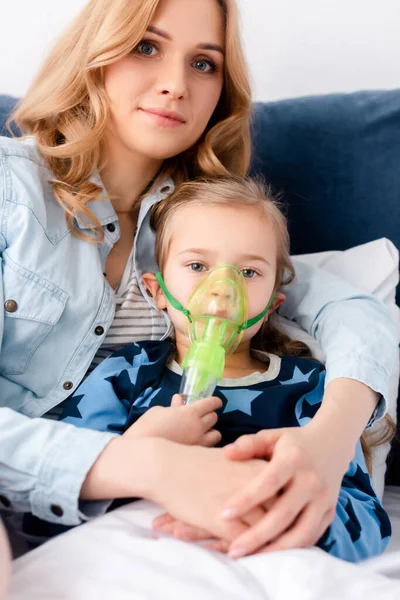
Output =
[{"x1": 156, "y1": 265, "x2": 275, "y2": 404}]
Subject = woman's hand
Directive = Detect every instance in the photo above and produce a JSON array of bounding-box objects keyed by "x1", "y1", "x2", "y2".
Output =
[
  {"x1": 219, "y1": 425, "x2": 347, "y2": 557},
  {"x1": 124, "y1": 395, "x2": 222, "y2": 447},
  {"x1": 219, "y1": 378, "x2": 379, "y2": 558},
  {"x1": 151, "y1": 442, "x2": 267, "y2": 542}
]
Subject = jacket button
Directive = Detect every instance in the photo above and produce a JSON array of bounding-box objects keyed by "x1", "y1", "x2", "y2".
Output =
[
  {"x1": 50, "y1": 504, "x2": 64, "y2": 518},
  {"x1": 4, "y1": 299, "x2": 18, "y2": 313},
  {"x1": 94, "y1": 326, "x2": 104, "y2": 336},
  {"x1": 0, "y1": 495, "x2": 11, "y2": 508},
  {"x1": 63, "y1": 381, "x2": 73, "y2": 391},
  {"x1": 107, "y1": 223, "x2": 116, "y2": 233}
]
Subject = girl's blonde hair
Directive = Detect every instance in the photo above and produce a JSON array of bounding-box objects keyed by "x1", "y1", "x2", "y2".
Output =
[
  {"x1": 10, "y1": 0, "x2": 251, "y2": 239},
  {"x1": 151, "y1": 176, "x2": 396, "y2": 473}
]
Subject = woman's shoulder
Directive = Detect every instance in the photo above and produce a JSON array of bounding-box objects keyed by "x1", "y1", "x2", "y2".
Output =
[{"x1": 0, "y1": 135, "x2": 46, "y2": 168}]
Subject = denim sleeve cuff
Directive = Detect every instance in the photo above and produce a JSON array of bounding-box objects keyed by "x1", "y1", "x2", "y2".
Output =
[
  {"x1": 324, "y1": 355, "x2": 389, "y2": 428},
  {"x1": 31, "y1": 424, "x2": 117, "y2": 526}
]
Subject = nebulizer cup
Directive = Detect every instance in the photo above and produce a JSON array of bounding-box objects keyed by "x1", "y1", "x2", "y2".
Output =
[{"x1": 179, "y1": 265, "x2": 249, "y2": 404}]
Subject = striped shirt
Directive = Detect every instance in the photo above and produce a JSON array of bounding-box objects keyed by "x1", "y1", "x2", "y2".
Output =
[
  {"x1": 45, "y1": 250, "x2": 168, "y2": 420},
  {"x1": 88, "y1": 250, "x2": 168, "y2": 373}
]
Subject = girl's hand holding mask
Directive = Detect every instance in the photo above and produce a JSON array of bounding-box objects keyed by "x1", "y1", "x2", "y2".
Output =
[{"x1": 125, "y1": 394, "x2": 222, "y2": 447}]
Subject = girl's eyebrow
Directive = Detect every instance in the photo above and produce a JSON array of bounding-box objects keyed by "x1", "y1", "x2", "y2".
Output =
[
  {"x1": 147, "y1": 26, "x2": 225, "y2": 56},
  {"x1": 240, "y1": 254, "x2": 272, "y2": 267},
  {"x1": 177, "y1": 248, "x2": 208, "y2": 256}
]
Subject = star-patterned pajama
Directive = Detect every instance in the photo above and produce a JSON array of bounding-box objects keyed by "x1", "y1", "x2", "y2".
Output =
[{"x1": 59, "y1": 339, "x2": 391, "y2": 562}]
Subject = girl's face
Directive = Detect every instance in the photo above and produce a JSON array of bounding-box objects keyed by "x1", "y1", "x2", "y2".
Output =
[
  {"x1": 152, "y1": 203, "x2": 285, "y2": 348},
  {"x1": 104, "y1": 0, "x2": 225, "y2": 163}
]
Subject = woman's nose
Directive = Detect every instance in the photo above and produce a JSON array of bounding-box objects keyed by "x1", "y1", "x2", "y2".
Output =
[{"x1": 155, "y1": 57, "x2": 188, "y2": 100}]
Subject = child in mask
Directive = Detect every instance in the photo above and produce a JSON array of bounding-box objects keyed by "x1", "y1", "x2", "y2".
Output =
[{"x1": 56, "y1": 177, "x2": 391, "y2": 562}]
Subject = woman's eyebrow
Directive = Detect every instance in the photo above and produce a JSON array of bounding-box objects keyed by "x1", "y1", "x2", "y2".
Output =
[{"x1": 147, "y1": 26, "x2": 225, "y2": 55}]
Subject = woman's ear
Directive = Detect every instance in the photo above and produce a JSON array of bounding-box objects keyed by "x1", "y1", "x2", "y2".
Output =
[
  {"x1": 269, "y1": 292, "x2": 286, "y2": 315},
  {"x1": 142, "y1": 273, "x2": 168, "y2": 310}
]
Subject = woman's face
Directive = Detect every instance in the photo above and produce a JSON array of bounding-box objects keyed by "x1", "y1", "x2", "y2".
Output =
[{"x1": 104, "y1": 0, "x2": 225, "y2": 162}]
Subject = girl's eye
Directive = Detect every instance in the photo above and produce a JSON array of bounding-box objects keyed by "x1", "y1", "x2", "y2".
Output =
[
  {"x1": 136, "y1": 41, "x2": 158, "y2": 57},
  {"x1": 241, "y1": 268, "x2": 257, "y2": 279},
  {"x1": 192, "y1": 59, "x2": 216, "y2": 73},
  {"x1": 189, "y1": 263, "x2": 206, "y2": 273}
]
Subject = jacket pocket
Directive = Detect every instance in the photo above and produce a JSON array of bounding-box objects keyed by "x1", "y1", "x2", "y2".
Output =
[{"x1": 0, "y1": 255, "x2": 68, "y2": 375}]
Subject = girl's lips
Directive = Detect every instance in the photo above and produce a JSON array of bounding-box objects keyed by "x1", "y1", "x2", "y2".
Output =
[{"x1": 140, "y1": 108, "x2": 186, "y2": 128}]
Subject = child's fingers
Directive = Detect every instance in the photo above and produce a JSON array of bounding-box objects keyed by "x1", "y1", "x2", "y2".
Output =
[
  {"x1": 191, "y1": 396, "x2": 223, "y2": 417},
  {"x1": 201, "y1": 411, "x2": 219, "y2": 431},
  {"x1": 173, "y1": 522, "x2": 213, "y2": 542},
  {"x1": 202, "y1": 429, "x2": 222, "y2": 447},
  {"x1": 152, "y1": 512, "x2": 176, "y2": 531},
  {"x1": 203, "y1": 539, "x2": 230, "y2": 553},
  {"x1": 171, "y1": 394, "x2": 184, "y2": 406}
]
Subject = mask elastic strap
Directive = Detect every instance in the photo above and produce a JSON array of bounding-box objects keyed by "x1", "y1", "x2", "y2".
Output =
[
  {"x1": 237, "y1": 293, "x2": 277, "y2": 333},
  {"x1": 155, "y1": 272, "x2": 193, "y2": 323}
]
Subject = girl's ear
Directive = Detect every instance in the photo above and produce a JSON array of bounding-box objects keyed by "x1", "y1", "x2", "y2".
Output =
[
  {"x1": 141, "y1": 273, "x2": 168, "y2": 310},
  {"x1": 269, "y1": 292, "x2": 286, "y2": 315}
]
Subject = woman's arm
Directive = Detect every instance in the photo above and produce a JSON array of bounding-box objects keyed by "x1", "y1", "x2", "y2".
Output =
[
  {"x1": 281, "y1": 259, "x2": 398, "y2": 410},
  {"x1": 82, "y1": 436, "x2": 266, "y2": 542},
  {"x1": 0, "y1": 408, "x2": 116, "y2": 525}
]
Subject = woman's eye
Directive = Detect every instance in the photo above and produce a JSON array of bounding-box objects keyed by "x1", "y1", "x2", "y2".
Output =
[
  {"x1": 192, "y1": 59, "x2": 216, "y2": 73},
  {"x1": 241, "y1": 269, "x2": 257, "y2": 279},
  {"x1": 189, "y1": 263, "x2": 206, "y2": 272},
  {"x1": 136, "y1": 41, "x2": 158, "y2": 57}
]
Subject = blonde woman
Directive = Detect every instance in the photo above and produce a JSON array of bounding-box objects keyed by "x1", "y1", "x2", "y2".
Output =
[{"x1": 0, "y1": 0, "x2": 396, "y2": 555}]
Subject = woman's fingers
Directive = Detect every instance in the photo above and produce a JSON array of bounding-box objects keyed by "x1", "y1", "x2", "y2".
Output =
[
  {"x1": 241, "y1": 505, "x2": 266, "y2": 527},
  {"x1": 256, "y1": 505, "x2": 335, "y2": 554},
  {"x1": 202, "y1": 429, "x2": 222, "y2": 447},
  {"x1": 223, "y1": 430, "x2": 282, "y2": 462},
  {"x1": 222, "y1": 447, "x2": 299, "y2": 519},
  {"x1": 228, "y1": 479, "x2": 315, "y2": 557}
]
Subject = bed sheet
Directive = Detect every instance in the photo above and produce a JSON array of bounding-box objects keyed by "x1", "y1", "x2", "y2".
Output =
[{"x1": 8, "y1": 498, "x2": 400, "y2": 600}]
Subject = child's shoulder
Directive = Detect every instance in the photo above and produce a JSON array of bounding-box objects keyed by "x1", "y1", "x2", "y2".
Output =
[
  {"x1": 111, "y1": 339, "x2": 175, "y2": 364},
  {"x1": 277, "y1": 355, "x2": 325, "y2": 386}
]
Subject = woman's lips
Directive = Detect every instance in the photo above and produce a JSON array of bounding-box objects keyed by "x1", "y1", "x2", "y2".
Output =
[{"x1": 140, "y1": 107, "x2": 186, "y2": 128}]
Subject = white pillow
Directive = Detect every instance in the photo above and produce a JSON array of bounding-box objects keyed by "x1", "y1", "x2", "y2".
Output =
[{"x1": 276, "y1": 238, "x2": 399, "y2": 500}]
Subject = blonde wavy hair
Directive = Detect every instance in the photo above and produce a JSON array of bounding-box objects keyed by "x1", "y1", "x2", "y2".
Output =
[
  {"x1": 11, "y1": 0, "x2": 251, "y2": 240},
  {"x1": 151, "y1": 176, "x2": 396, "y2": 474}
]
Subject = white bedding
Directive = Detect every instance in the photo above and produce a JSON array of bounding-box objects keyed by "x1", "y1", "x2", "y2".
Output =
[{"x1": 8, "y1": 492, "x2": 400, "y2": 600}]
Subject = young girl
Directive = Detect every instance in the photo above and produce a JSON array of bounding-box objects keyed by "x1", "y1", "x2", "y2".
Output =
[
  {"x1": 57, "y1": 177, "x2": 392, "y2": 563},
  {"x1": 0, "y1": 0, "x2": 396, "y2": 553}
]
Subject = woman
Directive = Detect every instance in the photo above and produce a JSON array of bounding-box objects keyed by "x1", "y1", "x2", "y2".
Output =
[{"x1": 0, "y1": 0, "x2": 396, "y2": 553}]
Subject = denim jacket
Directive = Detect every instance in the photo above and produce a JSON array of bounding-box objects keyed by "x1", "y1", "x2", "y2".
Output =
[{"x1": 0, "y1": 135, "x2": 397, "y2": 526}]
